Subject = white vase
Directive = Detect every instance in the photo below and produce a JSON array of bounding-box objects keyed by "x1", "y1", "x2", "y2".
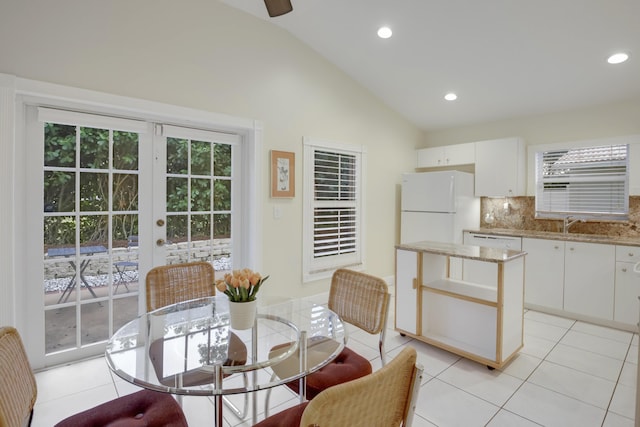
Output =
[{"x1": 229, "y1": 300, "x2": 257, "y2": 330}]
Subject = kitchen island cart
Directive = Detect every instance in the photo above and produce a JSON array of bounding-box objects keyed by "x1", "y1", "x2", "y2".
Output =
[{"x1": 395, "y1": 241, "x2": 526, "y2": 369}]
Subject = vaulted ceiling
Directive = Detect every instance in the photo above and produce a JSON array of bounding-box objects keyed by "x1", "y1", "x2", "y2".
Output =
[{"x1": 222, "y1": 0, "x2": 640, "y2": 131}]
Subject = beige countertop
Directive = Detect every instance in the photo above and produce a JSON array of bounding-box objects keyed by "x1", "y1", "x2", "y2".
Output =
[
  {"x1": 396, "y1": 240, "x2": 526, "y2": 263},
  {"x1": 465, "y1": 228, "x2": 640, "y2": 247}
]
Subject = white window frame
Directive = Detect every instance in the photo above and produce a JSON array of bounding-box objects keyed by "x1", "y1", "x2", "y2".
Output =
[
  {"x1": 302, "y1": 137, "x2": 366, "y2": 283},
  {"x1": 535, "y1": 143, "x2": 630, "y2": 220}
]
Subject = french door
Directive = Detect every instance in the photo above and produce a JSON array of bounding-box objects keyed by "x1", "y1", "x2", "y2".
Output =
[{"x1": 26, "y1": 106, "x2": 243, "y2": 367}]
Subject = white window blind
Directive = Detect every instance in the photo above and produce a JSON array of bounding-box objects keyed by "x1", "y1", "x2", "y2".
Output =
[
  {"x1": 303, "y1": 139, "x2": 364, "y2": 282},
  {"x1": 313, "y1": 150, "x2": 357, "y2": 258},
  {"x1": 535, "y1": 144, "x2": 629, "y2": 220}
]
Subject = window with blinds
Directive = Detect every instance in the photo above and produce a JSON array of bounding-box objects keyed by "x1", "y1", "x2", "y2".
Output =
[
  {"x1": 313, "y1": 150, "x2": 357, "y2": 258},
  {"x1": 303, "y1": 139, "x2": 364, "y2": 282},
  {"x1": 535, "y1": 144, "x2": 629, "y2": 220}
]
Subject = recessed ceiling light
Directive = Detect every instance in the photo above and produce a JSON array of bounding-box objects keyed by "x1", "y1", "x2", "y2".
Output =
[
  {"x1": 607, "y1": 52, "x2": 629, "y2": 64},
  {"x1": 444, "y1": 93, "x2": 457, "y2": 101},
  {"x1": 377, "y1": 26, "x2": 392, "y2": 39}
]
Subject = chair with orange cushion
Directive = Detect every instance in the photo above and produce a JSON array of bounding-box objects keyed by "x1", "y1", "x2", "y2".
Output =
[
  {"x1": 265, "y1": 268, "x2": 390, "y2": 415},
  {"x1": 0, "y1": 325, "x2": 188, "y2": 427},
  {"x1": 256, "y1": 346, "x2": 423, "y2": 427}
]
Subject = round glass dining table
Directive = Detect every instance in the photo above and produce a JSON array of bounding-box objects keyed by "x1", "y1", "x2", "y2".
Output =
[{"x1": 105, "y1": 296, "x2": 345, "y2": 426}]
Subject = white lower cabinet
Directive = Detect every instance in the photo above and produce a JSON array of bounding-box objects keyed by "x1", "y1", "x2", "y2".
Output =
[
  {"x1": 481, "y1": 232, "x2": 637, "y2": 329},
  {"x1": 615, "y1": 262, "x2": 638, "y2": 324},
  {"x1": 563, "y1": 241, "x2": 615, "y2": 320},
  {"x1": 522, "y1": 238, "x2": 564, "y2": 309},
  {"x1": 614, "y1": 245, "x2": 640, "y2": 325}
]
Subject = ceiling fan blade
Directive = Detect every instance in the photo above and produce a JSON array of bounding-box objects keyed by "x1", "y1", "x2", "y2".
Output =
[{"x1": 264, "y1": 0, "x2": 293, "y2": 17}]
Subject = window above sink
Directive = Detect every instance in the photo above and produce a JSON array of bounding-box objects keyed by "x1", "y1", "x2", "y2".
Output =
[{"x1": 535, "y1": 143, "x2": 629, "y2": 222}]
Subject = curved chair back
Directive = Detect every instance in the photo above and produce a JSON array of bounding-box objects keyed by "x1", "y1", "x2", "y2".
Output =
[
  {"x1": 0, "y1": 326, "x2": 38, "y2": 427},
  {"x1": 300, "y1": 346, "x2": 423, "y2": 426},
  {"x1": 328, "y1": 268, "x2": 390, "y2": 363},
  {"x1": 146, "y1": 261, "x2": 215, "y2": 311}
]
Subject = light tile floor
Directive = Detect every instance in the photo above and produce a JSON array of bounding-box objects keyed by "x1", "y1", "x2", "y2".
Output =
[{"x1": 32, "y1": 294, "x2": 638, "y2": 427}]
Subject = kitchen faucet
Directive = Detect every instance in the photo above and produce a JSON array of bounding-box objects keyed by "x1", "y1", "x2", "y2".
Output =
[{"x1": 562, "y1": 216, "x2": 584, "y2": 234}]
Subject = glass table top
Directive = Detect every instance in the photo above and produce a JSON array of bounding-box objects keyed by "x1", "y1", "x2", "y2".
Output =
[{"x1": 105, "y1": 296, "x2": 345, "y2": 396}]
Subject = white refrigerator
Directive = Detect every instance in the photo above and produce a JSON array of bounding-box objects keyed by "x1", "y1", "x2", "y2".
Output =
[{"x1": 401, "y1": 171, "x2": 479, "y2": 245}]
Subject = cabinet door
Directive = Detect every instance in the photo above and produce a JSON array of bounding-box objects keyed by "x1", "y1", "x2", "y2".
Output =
[
  {"x1": 474, "y1": 137, "x2": 525, "y2": 197},
  {"x1": 614, "y1": 262, "x2": 640, "y2": 325},
  {"x1": 416, "y1": 147, "x2": 445, "y2": 168},
  {"x1": 523, "y1": 238, "x2": 564, "y2": 309},
  {"x1": 564, "y1": 242, "x2": 615, "y2": 320},
  {"x1": 395, "y1": 249, "x2": 419, "y2": 334},
  {"x1": 444, "y1": 142, "x2": 475, "y2": 166}
]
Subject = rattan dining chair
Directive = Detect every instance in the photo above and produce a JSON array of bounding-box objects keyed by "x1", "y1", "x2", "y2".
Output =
[
  {"x1": 0, "y1": 326, "x2": 188, "y2": 427},
  {"x1": 256, "y1": 346, "x2": 423, "y2": 427},
  {"x1": 145, "y1": 261, "x2": 217, "y2": 312},
  {"x1": 265, "y1": 268, "x2": 390, "y2": 416},
  {"x1": 145, "y1": 261, "x2": 249, "y2": 418}
]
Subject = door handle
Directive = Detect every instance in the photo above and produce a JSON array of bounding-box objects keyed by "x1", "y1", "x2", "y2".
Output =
[{"x1": 156, "y1": 239, "x2": 165, "y2": 246}]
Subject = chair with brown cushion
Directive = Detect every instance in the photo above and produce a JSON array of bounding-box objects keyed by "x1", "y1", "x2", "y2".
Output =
[
  {"x1": 265, "y1": 268, "x2": 390, "y2": 415},
  {"x1": 256, "y1": 346, "x2": 423, "y2": 427},
  {"x1": 145, "y1": 261, "x2": 249, "y2": 418},
  {"x1": 0, "y1": 325, "x2": 188, "y2": 427}
]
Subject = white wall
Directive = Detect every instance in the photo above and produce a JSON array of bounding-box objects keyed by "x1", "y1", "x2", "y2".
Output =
[
  {"x1": 0, "y1": 0, "x2": 421, "y2": 325},
  {"x1": 423, "y1": 98, "x2": 640, "y2": 147}
]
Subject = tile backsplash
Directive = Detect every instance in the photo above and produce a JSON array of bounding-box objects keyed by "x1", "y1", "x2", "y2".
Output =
[{"x1": 480, "y1": 196, "x2": 640, "y2": 239}]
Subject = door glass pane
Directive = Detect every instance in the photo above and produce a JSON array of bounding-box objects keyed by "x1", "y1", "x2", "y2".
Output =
[
  {"x1": 191, "y1": 140, "x2": 211, "y2": 175},
  {"x1": 81, "y1": 302, "x2": 109, "y2": 346},
  {"x1": 44, "y1": 171, "x2": 75, "y2": 212},
  {"x1": 44, "y1": 123, "x2": 75, "y2": 168},
  {"x1": 113, "y1": 131, "x2": 139, "y2": 170},
  {"x1": 80, "y1": 172, "x2": 108, "y2": 211},
  {"x1": 112, "y1": 215, "x2": 138, "y2": 292},
  {"x1": 191, "y1": 215, "x2": 211, "y2": 244},
  {"x1": 191, "y1": 178, "x2": 211, "y2": 211},
  {"x1": 113, "y1": 174, "x2": 138, "y2": 211},
  {"x1": 80, "y1": 127, "x2": 109, "y2": 169},
  {"x1": 166, "y1": 214, "x2": 188, "y2": 246},
  {"x1": 214, "y1": 179, "x2": 231, "y2": 211},
  {"x1": 45, "y1": 306, "x2": 75, "y2": 353},
  {"x1": 167, "y1": 177, "x2": 188, "y2": 212},
  {"x1": 214, "y1": 143, "x2": 231, "y2": 177},
  {"x1": 167, "y1": 137, "x2": 188, "y2": 174}
]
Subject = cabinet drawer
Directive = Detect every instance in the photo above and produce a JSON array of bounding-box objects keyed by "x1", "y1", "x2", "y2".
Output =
[{"x1": 616, "y1": 245, "x2": 640, "y2": 263}]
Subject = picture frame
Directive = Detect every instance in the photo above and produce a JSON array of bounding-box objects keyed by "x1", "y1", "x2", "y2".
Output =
[{"x1": 270, "y1": 150, "x2": 295, "y2": 198}]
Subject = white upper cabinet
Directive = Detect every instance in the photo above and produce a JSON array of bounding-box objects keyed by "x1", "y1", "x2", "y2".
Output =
[
  {"x1": 474, "y1": 137, "x2": 526, "y2": 197},
  {"x1": 416, "y1": 142, "x2": 475, "y2": 168}
]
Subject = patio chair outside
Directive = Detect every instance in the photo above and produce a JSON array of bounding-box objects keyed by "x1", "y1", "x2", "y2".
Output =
[{"x1": 113, "y1": 235, "x2": 138, "y2": 294}]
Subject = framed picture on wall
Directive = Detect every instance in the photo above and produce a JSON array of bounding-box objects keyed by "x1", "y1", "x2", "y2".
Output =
[{"x1": 271, "y1": 150, "x2": 295, "y2": 198}]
